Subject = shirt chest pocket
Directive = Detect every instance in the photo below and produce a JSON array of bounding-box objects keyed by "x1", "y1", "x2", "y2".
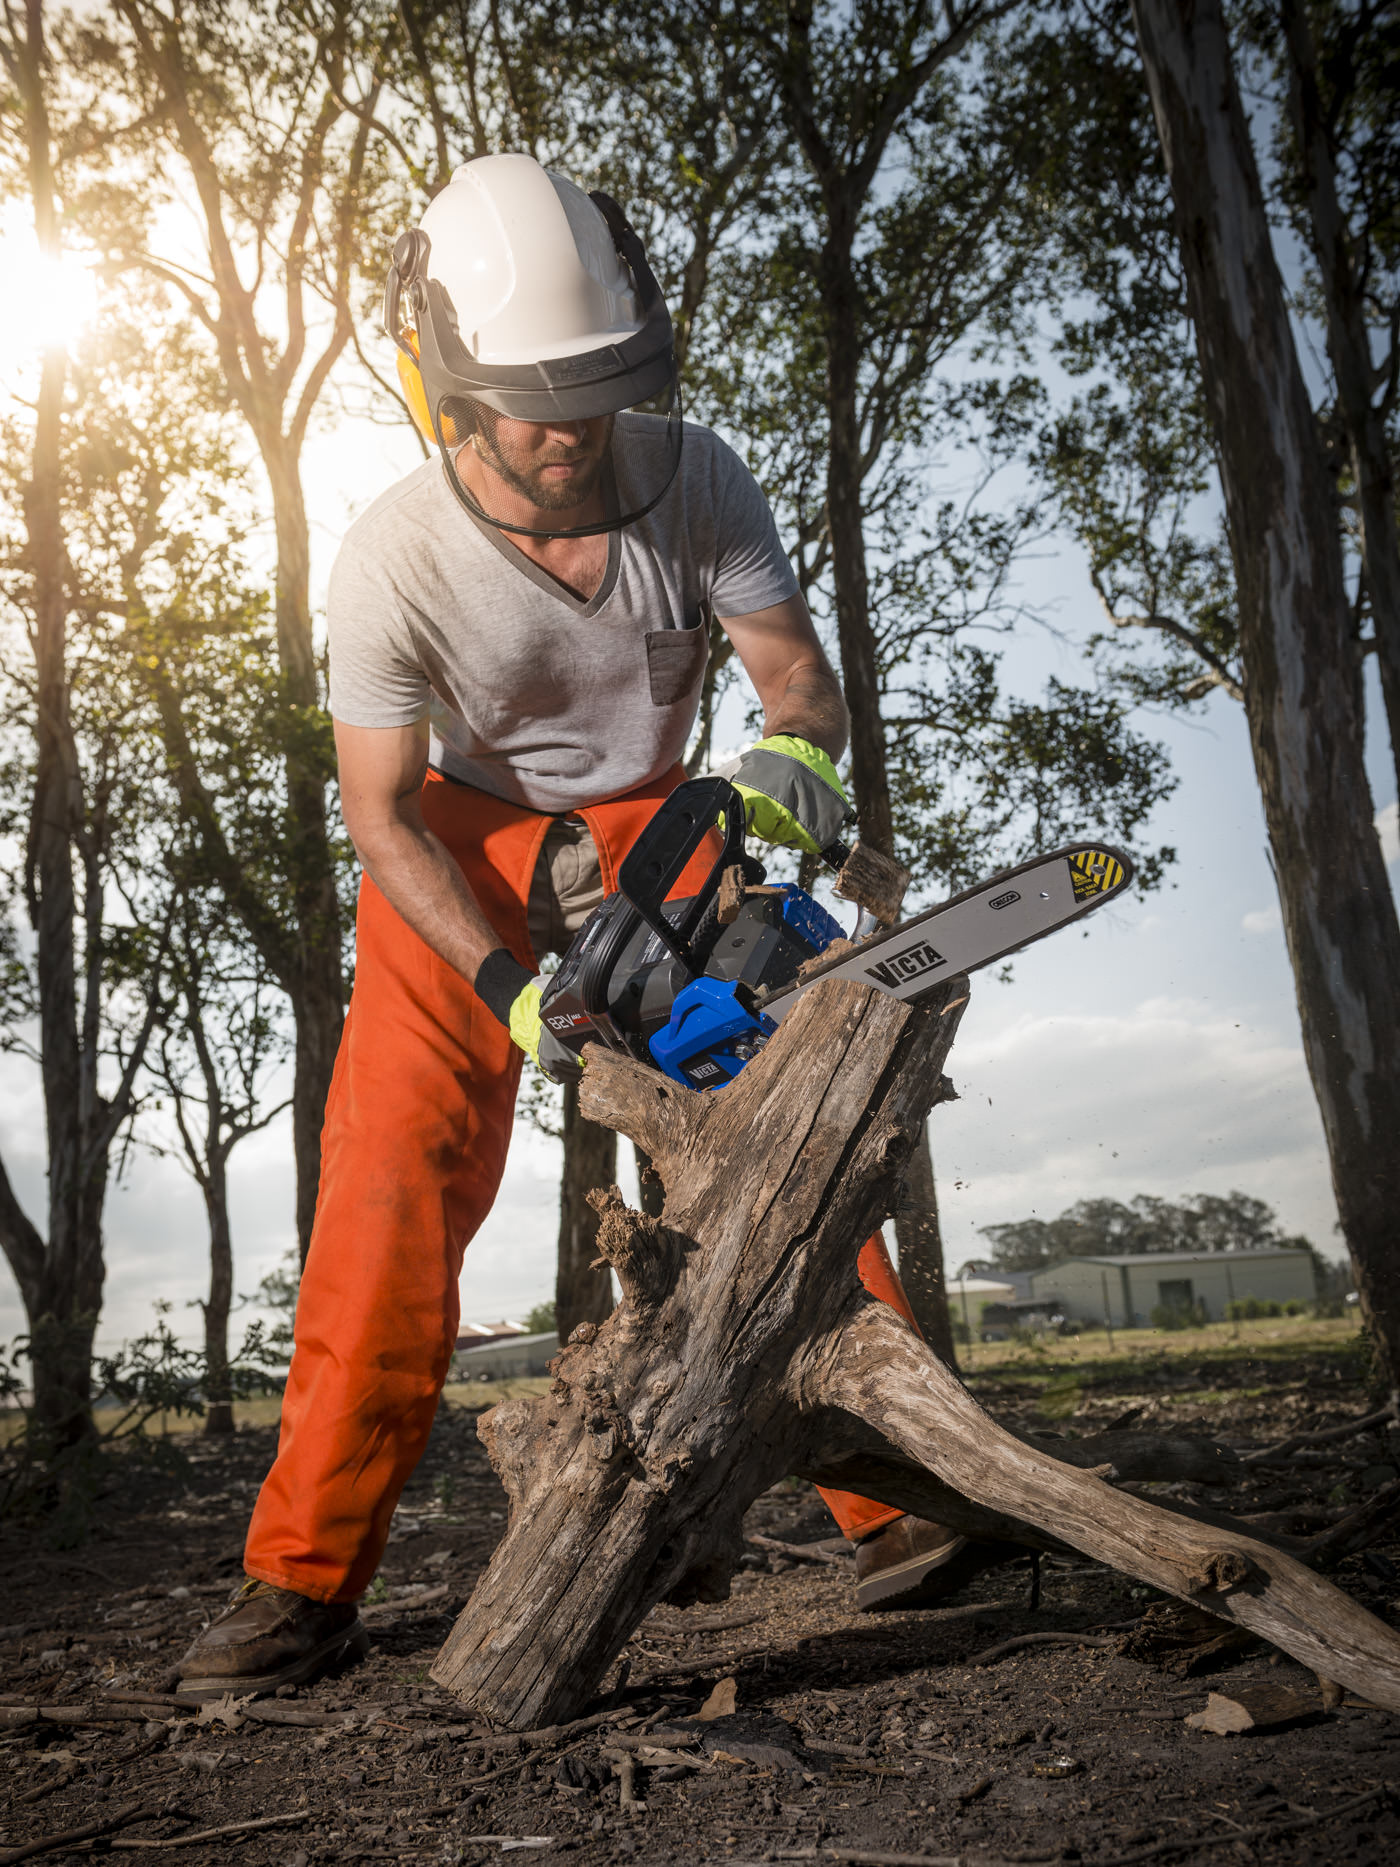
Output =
[{"x1": 645, "y1": 613, "x2": 710, "y2": 708}]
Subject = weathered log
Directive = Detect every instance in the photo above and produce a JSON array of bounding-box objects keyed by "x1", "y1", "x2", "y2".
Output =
[{"x1": 432, "y1": 977, "x2": 1400, "y2": 1726}]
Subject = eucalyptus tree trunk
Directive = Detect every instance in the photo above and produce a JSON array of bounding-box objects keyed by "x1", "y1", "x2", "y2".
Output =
[
  {"x1": 1279, "y1": 0, "x2": 1400, "y2": 807},
  {"x1": 894, "y1": 1122, "x2": 957, "y2": 1365},
  {"x1": 817, "y1": 201, "x2": 894, "y2": 856},
  {"x1": 110, "y1": 0, "x2": 366, "y2": 1262},
  {"x1": 1131, "y1": 0, "x2": 1400, "y2": 1389},
  {"x1": 265, "y1": 443, "x2": 347, "y2": 1260},
  {"x1": 762, "y1": 7, "x2": 991, "y2": 1365},
  {"x1": 555, "y1": 1082, "x2": 617, "y2": 1342},
  {"x1": 200, "y1": 1152, "x2": 235, "y2": 1437}
]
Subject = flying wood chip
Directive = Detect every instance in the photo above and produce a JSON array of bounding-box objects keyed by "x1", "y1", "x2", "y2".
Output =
[{"x1": 832, "y1": 842, "x2": 910, "y2": 927}]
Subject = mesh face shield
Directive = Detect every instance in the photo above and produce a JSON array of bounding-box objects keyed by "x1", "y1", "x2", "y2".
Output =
[{"x1": 384, "y1": 191, "x2": 683, "y2": 540}]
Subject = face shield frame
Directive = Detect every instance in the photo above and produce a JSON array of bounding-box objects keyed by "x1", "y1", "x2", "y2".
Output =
[{"x1": 383, "y1": 191, "x2": 684, "y2": 540}]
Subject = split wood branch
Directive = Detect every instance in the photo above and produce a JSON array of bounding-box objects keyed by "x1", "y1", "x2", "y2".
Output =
[
  {"x1": 969, "y1": 1630, "x2": 1120, "y2": 1667},
  {"x1": 813, "y1": 1306, "x2": 1400, "y2": 1709},
  {"x1": 0, "y1": 1803, "x2": 156, "y2": 1865}
]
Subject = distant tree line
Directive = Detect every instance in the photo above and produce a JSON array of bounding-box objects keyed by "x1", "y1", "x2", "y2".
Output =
[{"x1": 962, "y1": 1188, "x2": 1349, "y2": 1303}]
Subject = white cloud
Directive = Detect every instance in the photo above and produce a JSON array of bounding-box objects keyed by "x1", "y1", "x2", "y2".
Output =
[
  {"x1": 931, "y1": 994, "x2": 1341, "y2": 1270},
  {"x1": 1378, "y1": 801, "x2": 1399, "y2": 868},
  {"x1": 1241, "y1": 904, "x2": 1281, "y2": 935}
]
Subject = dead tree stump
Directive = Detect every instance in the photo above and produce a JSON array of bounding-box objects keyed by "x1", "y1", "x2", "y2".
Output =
[{"x1": 432, "y1": 978, "x2": 1400, "y2": 1727}]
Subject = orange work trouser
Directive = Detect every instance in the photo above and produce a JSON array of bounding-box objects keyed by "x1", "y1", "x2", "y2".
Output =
[{"x1": 244, "y1": 768, "x2": 912, "y2": 1603}]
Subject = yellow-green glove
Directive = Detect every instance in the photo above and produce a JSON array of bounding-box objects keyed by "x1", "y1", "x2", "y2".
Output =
[
  {"x1": 475, "y1": 951, "x2": 583, "y2": 1083},
  {"x1": 728, "y1": 734, "x2": 852, "y2": 855}
]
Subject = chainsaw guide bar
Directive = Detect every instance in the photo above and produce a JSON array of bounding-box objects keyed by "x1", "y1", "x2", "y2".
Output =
[
  {"x1": 758, "y1": 843, "x2": 1133, "y2": 1020},
  {"x1": 537, "y1": 778, "x2": 1134, "y2": 1091}
]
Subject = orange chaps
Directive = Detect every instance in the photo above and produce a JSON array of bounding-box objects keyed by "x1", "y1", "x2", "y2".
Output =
[{"x1": 244, "y1": 769, "x2": 912, "y2": 1603}]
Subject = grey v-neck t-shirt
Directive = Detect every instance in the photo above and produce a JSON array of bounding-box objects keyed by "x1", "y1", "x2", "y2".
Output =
[{"x1": 326, "y1": 416, "x2": 799, "y2": 813}]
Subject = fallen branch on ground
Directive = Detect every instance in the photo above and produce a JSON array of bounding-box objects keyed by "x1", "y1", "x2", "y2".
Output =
[
  {"x1": 0, "y1": 1802, "x2": 156, "y2": 1865},
  {"x1": 99, "y1": 1811, "x2": 308, "y2": 1850},
  {"x1": 969, "y1": 1630, "x2": 1120, "y2": 1667},
  {"x1": 747, "y1": 1533, "x2": 846, "y2": 1564},
  {"x1": 1243, "y1": 1403, "x2": 1397, "y2": 1464},
  {"x1": 1082, "y1": 1782, "x2": 1392, "y2": 1866}
]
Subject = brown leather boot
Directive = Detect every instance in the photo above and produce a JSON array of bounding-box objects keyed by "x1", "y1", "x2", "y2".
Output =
[
  {"x1": 176, "y1": 1579, "x2": 369, "y2": 1701},
  {"x1": 853, "y1": 1516, "x2": 1024, "y2": 1612}
]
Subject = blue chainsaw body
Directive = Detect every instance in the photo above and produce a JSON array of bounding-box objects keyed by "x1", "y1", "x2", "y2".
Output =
[
  {"x1": 537, "y1": 780, "x2": 853, "y2": 1093},
  {"x1": 647, "y1": 885, "x2": 845, "y2": 1089}
]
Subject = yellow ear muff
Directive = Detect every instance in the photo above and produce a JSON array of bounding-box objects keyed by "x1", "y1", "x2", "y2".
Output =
[{"x1": 396, "y1": 337, "x2": 437, "y2": 445}]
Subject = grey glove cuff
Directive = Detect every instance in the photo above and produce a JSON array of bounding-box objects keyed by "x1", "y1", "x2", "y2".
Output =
[{"x1": 730, "y1": 743, "x2": 852, "y2": 849}]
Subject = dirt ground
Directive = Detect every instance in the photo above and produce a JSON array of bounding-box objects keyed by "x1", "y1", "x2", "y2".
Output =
[{"x1": 3, "y1": 1325, "x2": 1398, "y2": 1867}]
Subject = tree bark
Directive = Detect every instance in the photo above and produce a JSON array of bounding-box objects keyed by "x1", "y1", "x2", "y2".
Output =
[
  {"x1": 893, "y1": 1118, "x2": 956, "y2": 1365},
  {"x1": 820, "y1": 221, "x2": 895, "y2": 858},
  {"x1": 1130, "y1": 0, "x2": 1400, "y2": 1390},
  {"x1": 809, "y1": 1305, "x2": 1400, "y2": 1703},
  {"x1": 1279, "y1": 0, "x2": 1400, "y2": 806},
  {"x1": 251, "y1": 443, "x2": 345, "y2": 1267},
  {"x1": 432, "y1": 975, "x2": 1400, "y2": 1728},
  {"x1": 633, "y1": 1145, "x2": 666, "y2": 1222},
  {"x1": 555, "y1": 1081, "x2": 618, "y2": 1342},
  {"x1": 201, "y1": 1156, "x2": 234, "y2": 1438}
]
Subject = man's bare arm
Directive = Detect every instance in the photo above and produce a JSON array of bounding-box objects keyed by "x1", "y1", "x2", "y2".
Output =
[
  {"x1": 335, "y1": 718, "x2": 506, "y2": 984},
  {"x1": 718, "y1": 594, "x2": 849, "y2": 758}
]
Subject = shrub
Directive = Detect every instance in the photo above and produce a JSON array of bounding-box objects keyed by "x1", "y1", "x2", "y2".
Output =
[
  {"x1": 1151, "y1": 1298, "x2": 1207, "y2": 1331},
  {"x1": 1225, "y1": 1297, "x2": 1283, "y2": 1321}
]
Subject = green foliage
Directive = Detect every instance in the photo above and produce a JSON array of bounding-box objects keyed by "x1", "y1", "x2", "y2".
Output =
[
  {"x1": 1035, "y1": 1370, "x2": 1082, "y2": 1421},
  {"x1": 1224, "y1": 1296, "x2": 1310, "y2": 1322},
  {"x1": 245, "y1": 1248, "x2": 301, "y2": 1356},
  {"x1": 1017, "y1": 10, "x2": 1246, "y2": 714},
  {"x1": 524, "y1": 1301, "x2": 557, "y2": 1336},
  {"x1": 0, "y1": 1304, "x2": 283, "y2": 1545}
]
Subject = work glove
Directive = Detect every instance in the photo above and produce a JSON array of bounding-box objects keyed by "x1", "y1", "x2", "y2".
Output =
[
  {"x1": 726, "y1": 733, "x2": 853, "y2": 855},
  {"x1": 475, "y1": 950, "x2": 583, "y2": 1084}
]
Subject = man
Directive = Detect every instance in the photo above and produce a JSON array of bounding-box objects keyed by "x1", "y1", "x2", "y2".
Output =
[{"x1": 177, "y1": 154, "x2": 998, "y2": 1702}]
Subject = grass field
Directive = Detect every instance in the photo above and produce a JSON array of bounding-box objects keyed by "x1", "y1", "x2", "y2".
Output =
[
  {"x1": 958, "y1": 1309, "x2": 1363, "y2": 1377},
  {"x1": 3, "y1": 1311, "x2": 1364, "y2": 1442}
]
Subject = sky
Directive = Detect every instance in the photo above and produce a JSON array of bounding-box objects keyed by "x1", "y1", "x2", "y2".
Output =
[{"x1": 1, "y1": 271, "x2": 1397, "y2": 1359}]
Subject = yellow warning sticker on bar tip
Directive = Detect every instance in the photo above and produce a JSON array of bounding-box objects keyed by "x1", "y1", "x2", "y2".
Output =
[{"x1": 1069, "y1": 848, "x2": 1126, "y2": 901}]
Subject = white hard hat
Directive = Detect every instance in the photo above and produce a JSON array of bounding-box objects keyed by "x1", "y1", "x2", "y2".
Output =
[
  {"x1": 420, "y1": 155, "x2": 641, "y2": 367},
  {"x1": 383, "y1": 153, "x2": 681, "y2": 538}
]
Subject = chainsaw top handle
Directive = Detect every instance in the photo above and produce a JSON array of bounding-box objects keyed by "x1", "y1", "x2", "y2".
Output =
[{"x1": 616, "y1": 775, "x2": 747, "y2": 974}]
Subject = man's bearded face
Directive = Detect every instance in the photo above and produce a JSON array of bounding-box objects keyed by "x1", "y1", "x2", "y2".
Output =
[{"x1": 470, "y1": 407, "x2": 614, "y2": 511}]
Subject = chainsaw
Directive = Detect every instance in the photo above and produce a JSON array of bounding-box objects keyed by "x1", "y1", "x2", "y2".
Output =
[{"x1": 538, "y1": 777, "x2": 1132, "y2": 1090}]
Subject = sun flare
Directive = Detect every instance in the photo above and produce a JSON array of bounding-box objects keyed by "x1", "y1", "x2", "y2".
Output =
[{"x1": 0, "y1": 211, "x2": 100, "y2": 375}]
